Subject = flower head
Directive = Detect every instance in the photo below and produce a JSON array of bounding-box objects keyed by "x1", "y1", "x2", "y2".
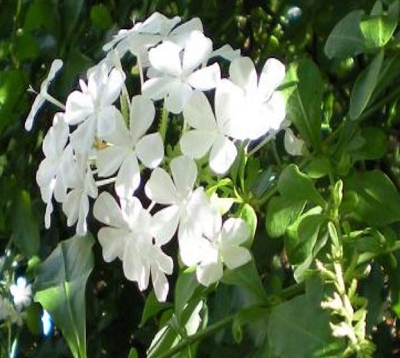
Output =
[
  {"x1": 142, "y1": 31, "x2": 220, "y2": 114},
  {"x1": 64, "y1": 63, "x2": 125, "y2": 153},
  {"x1": 93, "y1": 192, "x2": 173, "y2": 301},
  {"x1": 10, "y1": 277, "x2": 32, "y2": 311}
]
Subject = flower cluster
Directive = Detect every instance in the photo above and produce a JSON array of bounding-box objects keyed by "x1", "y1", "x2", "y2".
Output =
[{"x1": 26, "y1": 13, "x2": 286, "y2": 301}]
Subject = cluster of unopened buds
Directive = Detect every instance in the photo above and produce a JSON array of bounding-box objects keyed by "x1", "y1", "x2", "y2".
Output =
[{"x1": 26, "y1": 13, "x2": 288, "y2": 301}]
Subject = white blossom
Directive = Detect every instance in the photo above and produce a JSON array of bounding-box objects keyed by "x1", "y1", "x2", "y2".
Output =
[
  {"x1": 196, "y1": 215, "x2": 252, "y2": 286},
  {"x1": 62, "y1": 154, "x2": 98, "y2": 236},
  {"x1": 180, "y1": 90, "x2": 238, "y2": 174},
  {"x1": 10, "y1": 277, "x2": 32, "y2": 311},
  {"x1": 93, "y1": 192, "x2": 173, "y2": 301},
  {"x1": 145, "y1": 156, "x2": 214, "y2": 266},
  {"x1": 142, "y1": 31, "x2": 220, "y2": 114},
  {"x1": 284, "y1": 127, "x2": 304, "y2": 156},
  {"x1": 64, "y1": 63, "x2": 125, "y2": 153},
  {"x1": 225, "y1": 57, "x2": 286, "y2": 140},
  {"x1": 36, "y1": 113, "x2": 73, "y2": 228},
  {"x1": 25, "y1": 59, "x2": 63, "y2": 131},
  {"x1": 96, "y1": 95, "x2": 163, "y2": 198},
  {"x1": 103, "y1": 12, "x2": 203, "y2": 64}
]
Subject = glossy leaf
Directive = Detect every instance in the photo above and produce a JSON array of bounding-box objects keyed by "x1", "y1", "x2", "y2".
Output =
[
  {"x1": 360, "y1": 14, "x2": 397, "y2": 49},
  {"x1": 350, "y1": 50, "x2": 384, "y2": 120},
  {"x1": 324, "y1": 10, "x2": 366, "y2": 59},
  {"x1": 284, "y1": 60, "x2": 323, "y2": 151},
  {"x1": 268, "y1": 278, "x2": 333, "y2": 358},
  {"x1": 345, "y1": 170, "x2": 400, "y2": 226},
  {"x1": 12, "y1": 190, "x2": 40, "y2": 256},
  {"x1": 34, "y1": 234, "x2": 95, "y2": 358},
  {"x1": 278, "y1": 164, "x2": 326, "y2": 207},
  {"x1": 265, "y1": 196, "x2": 306, "y2": 238}
]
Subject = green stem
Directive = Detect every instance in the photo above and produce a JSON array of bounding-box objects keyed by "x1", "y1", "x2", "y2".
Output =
[
  {"x1": 159, "y1": 107, "x2": 169, "y2": 143},
  {"x1": 153, "y1": 313, "x2": 236, "y2": 358},
  {"x1": 357, "y1": 241, "x2": 400, "y2": 266}
]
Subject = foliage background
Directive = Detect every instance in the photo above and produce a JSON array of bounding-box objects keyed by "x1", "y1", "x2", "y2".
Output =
[{"x1": 1, "y1": 0, "x2": 400, "y2": 357}]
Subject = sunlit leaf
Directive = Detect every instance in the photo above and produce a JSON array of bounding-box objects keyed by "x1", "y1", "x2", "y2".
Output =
[
  {"x1": 324, "y1": 10, "x2": 366, "y2": 59},
  {"x1": 34, "y1": 234, "x2": 94, "y2": 358},
  {"x1": 350, "y1": 50, "x2": 384, "y2": 120}
]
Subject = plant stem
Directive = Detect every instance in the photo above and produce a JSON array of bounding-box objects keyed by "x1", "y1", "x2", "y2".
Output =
[{"x1": 153, "y1": 314, "x2": 236, "y2": 358}]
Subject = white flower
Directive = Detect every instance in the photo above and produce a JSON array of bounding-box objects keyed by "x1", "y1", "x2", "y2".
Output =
[
  {"x1": 103, "y1": 13, "x2": 203, "y2": 64},
  {"x1": 145, "y1": 156, "x2": 214, "y2": 266},
  {"x1": 93, "y1": 192, "x2": 173, "y2": 301},
  {"x1": 64, "y1": 63, "x2": 125, "y2": 153},
  {"x1": 10, "y1": 277, "x2": 32, "y2": 310},
  {"x1": 226, "y1": 57, "x2": 286, "y2": 140},
  {"x1": 180, "y1": 90, "x2": 237, "y2": 174},
  {"x1": 196, "y1": 216, "x2": 252, "y2": 286},
  {"x1": 25, "y1": 59, "x2": 63, "y2": 131},
  {"x1": 284, "y1": 127, "x2": 304, "y2": 156},
  {"x1": 36, "y1": 113, "x2": 72, "y2": 228},
  {"x1": 96, "y1": 95, "x2": 163, "y2": 198},
  {"x1": 142, "y1": 31, "x2": 221, "y2": 114},
  {"x1": 62, "y1": 154, "x2": 98, "y2": 236}
]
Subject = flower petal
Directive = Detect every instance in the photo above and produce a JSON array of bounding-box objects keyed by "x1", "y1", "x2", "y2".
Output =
[
  {"x1": 209, "y1": 134, "x2": 237, "y2": 174},
  {"x1": 145, "y1": 167, "x2": 178, "y2": 204},
  {"x1": 221, "y1": 245, "x2": 251, "y2": 270},
  {"x1": 96, "y1": 146, "x2": 127, "y2": 177},
  {"x1": 187, "y1": 63, "x2": 220, "y2": 91},
  {"x1": 196, "y1": 261, "x2": 223, "y2": 286},
  {"x1": 100, "y1": 68, "x2": 125, "y2": 105},
  {"x1": 136, "y1": 133, "x2": 164, "y2": 168},
  {"x1": 115, "y1": 154, "x2": 141, "y2": 198},
  {"x1": 148, "y1": 41, "x2": 182, "y2": 76},
  {"x1": 258, "y1": 58, "x2": 285, "y2": 100},
  {"x1": 97, "y1": 227, "x2": 128, "y2": 262},
  {"x1": 142, "y1": 77, "x2": 174, "y2": 101},
  {"x1": 180, "y1": 130, "x2": 215, "y2": 159},
  {"x1": 170, "y1": 156, "x2": 197, "y2": 197},
  {"x1": 64, "y1": 91, "x2": 94, "y2": 125},
  {"x1": 221, "y1": 218, "x2": 250, "y2": 245},
  {"x1": 152, "y1": 205, "x2": 180, "y2": 245},
  {"x1": 164, "y1": 81, "x2": 192, "y2": 114},
  {"x1": 229, "y1": 57, "x2": 257, "y2": 94},
  {"x1": 183, "y1": 91, "x2": 216, "y2": 130},
  {"x1": 93, "y1": 192, "x2": 127, "y2": 228},
  {"x1": 183, "y1": 31, "x2": 212, "y2": 73},
  {"x1": 130, "y1": 95, "x2": 156, "y2": 141}
]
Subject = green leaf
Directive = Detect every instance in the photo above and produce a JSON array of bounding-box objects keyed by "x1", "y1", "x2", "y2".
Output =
[
  {"x1": 222, "y1": 261, "x2": 267, "y2": 305},
  {"x1": 350, "y1": 50, "x2": 384, "y2": 120},
  {"x1": 324, "y1": 10, "x2": 366, "y2": 59},
  {"x1": 127, "y1": 348, "x2": 139, "y2": 358},
  {"x1": 278, "y1": 164, "x2": 326, "y2": 207},
  {"x1": 268, "y1": 278, "x2": 333, "y2": 358},
  {"x1": 360, "y1": 14, "x2": 397, "y2": 49},
  {"x1": 285, "y1": 60, "x2": 323, "y2": 151},
  {"x1": 12, "y1": 190, "x2": 40, "y2": 256},
  {"x1": 26, "y1": 303, "x2": 43, "y2": 335},
  {"x1": 140, "y1": 291, "x2": 170, "y2": 328},
  {"x1": 352, "y1": 126, "x2": 388, "y2": 160},
  {"x1": 239, "y1": 203, "x2": 257, "y2": 244},
  {"x1": 285, "y1": 214, "x2": 325, "y2": 265},
  {"x1": 265, "y1": 196, "x2": 306, "y2": 238},
  {"x1": 345, "y1": 170, "x2": 400, "y2": 226},
  {"x1": 174, "y1": 269, "x2": 199, "y2": 319},
  {"x1": 90, "y1": 4, "x2": 113, "y2": 30},
  {"x1": 34, "y1": 234, "x2": 95, "y2": 358}
]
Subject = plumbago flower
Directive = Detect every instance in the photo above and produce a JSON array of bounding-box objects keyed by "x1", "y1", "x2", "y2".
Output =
[
  {"x1": 142, "y1": 30, "x2": 221, "y2": 114},
  {"x1": 36, "y1": 113, "x2": 72, "y2": 228},
  {"x1": 27, "y1": 12, "x2": 288, "y2": 302},
  {"x1": 145, "y1": 155, "x2": 215, "y2": 266},
  {"x1": 196, "y1": 213, "x2": 252, "y2": 287},
  {"x1": 103, "y1": 12, "x2": 203, "y2": 64},
  {"x1": 224, "y1": 57, "x2": 286, "y2": 140},
  {"x1": 96, "y1": 95, "x2": 163, "y2": 198},
  {"x1": 64, "y1": 63, "x2": 125, "y2": 153},
  {"x1": 180, "y1": 88, "x2": 239, "y2": 174},
  {"x1": 93, "y1": 192, "x2": 173, "y2": 301}
]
